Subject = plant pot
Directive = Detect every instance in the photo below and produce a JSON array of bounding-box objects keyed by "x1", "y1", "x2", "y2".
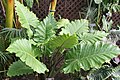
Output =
[{"x1": 45, "y1": 78, "x2": 54, "y2": 80}]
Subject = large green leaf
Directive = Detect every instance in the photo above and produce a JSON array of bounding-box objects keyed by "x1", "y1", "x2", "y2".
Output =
[
  {"x1": 7, "y1": 60, "x2": 33, "y2": 77},
  {"x1": 63, "y1": 42, "x2": 120, "y2": 73},
  {"x1": 15, "y1": 0, "x2": 40, "y2": 37},
  {"x1": 47, "y1": 34, "x2": 78, "y2": 51},
  {"x1": 33, "y1": 14, "x2": 56, "y2": 45},
  {"x1": 60, "y1": 19, "x2": 89, "y2": 35},
  {"x1": 7, "y1": 39, "x2": 48, "y2": 74},
  {"x1": 57, "y1": 19, "x2": 70, "y2": 28},
  {"x1": 79, "y1": 31, "x2": 108, "y2": 44}
]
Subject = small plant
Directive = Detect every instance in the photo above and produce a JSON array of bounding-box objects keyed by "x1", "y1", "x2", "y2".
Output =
[{"x1": 87, "y1": 65, "x2": 120, "y2": 80}]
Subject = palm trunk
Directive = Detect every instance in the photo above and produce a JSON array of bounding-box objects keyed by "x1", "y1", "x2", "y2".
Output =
[{"x1": 5, "y1": 0, "x2": 14, "y2": 28}]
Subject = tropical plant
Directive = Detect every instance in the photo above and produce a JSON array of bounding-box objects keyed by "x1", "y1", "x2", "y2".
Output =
[
  {"x1": 63, "y1": 42, "x2": 120, "y2": 73},
  {"x1": 0, "y1": 34, "x2": 13, "y2": 79},
  {"x1": 5, "y1": 1, "x2": 120, "y2": 80},
  {"x1": 0, "y1": 0, "x2": 38, "y2": 79},
  {"x1": 84, "y1": 0, "x2": 120, "y2": 29},
  {"x1": 87, "y1": 64, "x2": 120, "y2": 80}
]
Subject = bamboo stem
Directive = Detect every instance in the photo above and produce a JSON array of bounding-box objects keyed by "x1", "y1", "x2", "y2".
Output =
[
  {"x1": 50, "y1": 0, "x2": 57, "y2": 16},
  {"x1": 5, "y1": 0, "x2": 14, "y2": 28}
]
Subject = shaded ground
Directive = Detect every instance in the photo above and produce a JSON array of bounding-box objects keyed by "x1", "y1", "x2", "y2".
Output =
[{"x1": 1, "y1": 73, "x2": 70, "y2": 80}]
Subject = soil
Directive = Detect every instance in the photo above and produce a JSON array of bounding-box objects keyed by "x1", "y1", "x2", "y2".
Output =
[
  {"x1": 2, "y1": 73, "x2": 70, "y2": 80},
  {"x1": 2, "y1": 74, "x2": 35, "y2": 80}
]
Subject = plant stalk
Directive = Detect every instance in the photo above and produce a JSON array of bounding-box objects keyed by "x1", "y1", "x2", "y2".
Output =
[
  {"x1": 85, "y1": 0, "x2": 93, "y2": 19},
  {"x1": 5, "y1": 0, "x2": 14, "y2": 28},
  {"x1": 0, "y1": 70, "x2": 7, "y2": 73},
  {"x1": 97, "y1": 3, "x2": 101, "y2": 24},
  {"x1": 49, "y1": 49, "x2": 66, "y2": 77},
  {"x1": 50, "y1": 0, "x2": 57, "y2": 16}
]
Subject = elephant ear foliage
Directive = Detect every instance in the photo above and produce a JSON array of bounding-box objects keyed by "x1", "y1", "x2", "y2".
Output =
[
  {"x1": 15, "y1": 0, "x2": 40, "y2": 37},
  {"x1": 60, "y1": 19, "x2": 89, "y2": 35},
  {"x1": 63, "y1": 42, "x2": 120, "y2": 74},
  {"x1": 33, "y1": 15, "x2": 56, "y2": 45},
  {"x1": 47, "y1": 34, "x2": 78, "y2": 51},
  {"x1": 79, "y1": 31, "x2": 108, "y2": 44},
  {"x1": 7, "y1": 60, "x2": 33, "y2": 77},
  {"x1": 7, "y1": 39, "x2": 48, "y2": 74}
]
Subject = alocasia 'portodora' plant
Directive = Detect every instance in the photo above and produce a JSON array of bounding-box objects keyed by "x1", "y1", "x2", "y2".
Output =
[{"x1": 5, "y1": 0, "x2": 120, "y2": 79}]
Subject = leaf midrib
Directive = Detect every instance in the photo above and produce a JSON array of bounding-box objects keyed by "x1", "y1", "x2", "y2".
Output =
[
  {"x1": 75, "y1": 21, "x2": 87, "y2": 34},
  {"x1": 58, "y1": 35, "x2": 76, "y2": 52},
  {"x1": 68, "y1": 51, "x2": 116, "y2": 64}
]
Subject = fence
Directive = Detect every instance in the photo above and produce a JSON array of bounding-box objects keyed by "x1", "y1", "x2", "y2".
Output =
[{"x1": 32, "y1": 0, "x2": 120, "y2": 26}]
